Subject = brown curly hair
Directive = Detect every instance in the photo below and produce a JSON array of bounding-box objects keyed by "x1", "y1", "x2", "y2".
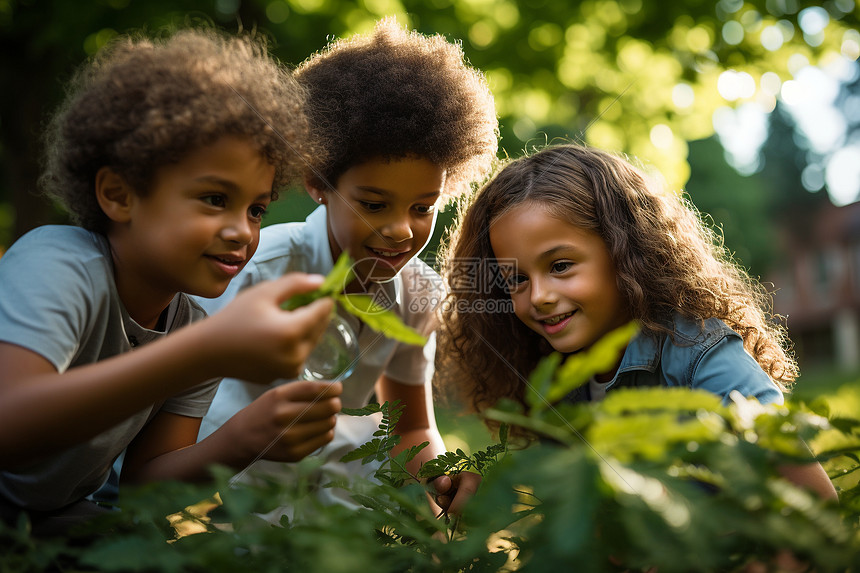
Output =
[
  {"x1": 40, "y1": 27, "x2": 313, "y2": 234},
  {"x1": 437, "y1": 144, "x2": 798, "y2": 417},
  {"x1": 294, "y1": 17, "x2": 499, "y2": 199}
]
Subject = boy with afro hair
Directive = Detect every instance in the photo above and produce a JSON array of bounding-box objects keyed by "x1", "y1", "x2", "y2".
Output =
[
  {"x1": 0, "y1": 27, "x2": 343, "y2": 536},
  {"x1": 197, "y1": 17, "x2": 498, "y2": 519}
]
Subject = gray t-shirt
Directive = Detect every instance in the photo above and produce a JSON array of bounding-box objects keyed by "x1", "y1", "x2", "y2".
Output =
[{"x1": 0, "y1": 226, "x2": 219, "y2": 511}]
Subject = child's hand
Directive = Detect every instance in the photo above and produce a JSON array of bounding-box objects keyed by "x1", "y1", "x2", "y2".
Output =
[
  {"x1": 205, "y1": 273, "x2": 335, "y2": 383},
  {"x1": 224, "y1": 379, "x2": 343, "y2": 463},
  {"x1": 430, "y1": 471, "x2": 482, "y2": 517}
]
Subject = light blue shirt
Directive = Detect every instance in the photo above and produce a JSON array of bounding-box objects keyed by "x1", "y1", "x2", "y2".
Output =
[{"x1": 196, "y1": 206, "x2": 443, "y2": 439}]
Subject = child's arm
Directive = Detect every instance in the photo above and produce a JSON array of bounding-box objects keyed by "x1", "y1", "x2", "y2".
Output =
[
  {"x1": 376, "y1": 374, "x2": 481, "y2": 516},
  {"x1": 0, "y1": 274, "x2": 333, "y2": 467},
  {"x1": 778, "y1": 459, "x2": 838, "y2": 501},
  {"x1": 119, "y1": 379, "x2": 342, "y2": 484},
  {"x1": 678, "y1": 328, "x2": 839, "y2": 501},
  {"x1": 376, "y1": 375, "x2": 446, "y2": 472}
]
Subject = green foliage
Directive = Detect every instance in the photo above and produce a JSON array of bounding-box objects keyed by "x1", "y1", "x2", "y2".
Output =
[
  {"x1": 540, "y1": 320, "x2": 639, "y2": 406},
  {"x1": 478, "y1": 389, "x2": 860, "y2": 572},
  {"x1": 340, "y1": 400, "x2": 421, "y2": 487},
  {"x1": 4, "y1": 351, "x2": 860, "y2": 572},
  {"x1": 339, "y1": 293, "x2": 429, "y2": 346},
  {"x1": 417, "y1": 424, "x2": 508, "y2": 480},
  {"x1": 283, "y1": 252, "x2": 427, "y2": 346},
  {"x1": 4, "y1": 385, "x2": 860, "y2": 571},
  {"x1": 4, "y1": 0, "x2": 859, "y2": 247},
  {"x1": 340, "y1": 400, "x2": 507, "y2": 495},
  {"x1": 282, "y1": 250, "x2": 356, "y2": 310}
]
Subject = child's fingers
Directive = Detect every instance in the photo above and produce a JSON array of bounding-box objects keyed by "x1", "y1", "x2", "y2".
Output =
[
  {"x1": 268, "y1": 272, "x2": 326, "y2": 303},
  {"x1": 274, "y1": 414, "x2": 339, "y2": 461},
  {"x1": 445, "y1": 471, "x2": 481, "y2": 516},
  {"x1": 434, "y1": 494, "x2": 452, "y2": 511},
  {"x1": 430, "y1": 474, "x2": 453, "y2": 495},
  {"x1": 285, "y1": 428, "x2": 337, "y2": 460},
  {"x1": 287, "y1": 297, "x2": 335, "y2": 341},
  {"x1": 277, "y1": 380, "x2": 343, "y2": 401},
  {"x1": 276, "y1": 396, "x2": 341, "y2": 423},
  {"x1": 282, "y1": 417, "x2": 338, "y2": 444},
  {"x1": 271, "y1": 381, "x2": 343, "y2": 422},
  {"x1": 266, "y1": 273, "x2": 336, "y2": 344}
]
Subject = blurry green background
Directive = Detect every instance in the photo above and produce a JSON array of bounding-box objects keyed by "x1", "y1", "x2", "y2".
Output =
[{"x1": 1, "y1": 0, "x2": 859, "y2": 446}]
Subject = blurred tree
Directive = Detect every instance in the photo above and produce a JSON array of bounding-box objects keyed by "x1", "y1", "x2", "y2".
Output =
[
  {"x1": 685, "y1": 135, "x2": 778, "y2": 277},
  {"x1": 759, "y1": 102, "x2": 832, "y2": 243},
  {"x1": 786, "y1": 60, "x2": 860, "y2": 207},
  {"x1": 1, "y1": 0, "x2": 857, "y2": 247},
  {"x1": 0, "y1": 0, "x2": 235, "y2": 246},
  {"x1": 683, "y1": 102, "x2": 834, "y2": 281}
]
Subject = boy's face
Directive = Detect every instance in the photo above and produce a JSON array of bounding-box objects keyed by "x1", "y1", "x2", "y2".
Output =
[
  {"x1": 113, "y1": 136, "x2": 274, "y2": 304},
  {"x1": 309, "y1": 157, "x2": 445, "y2": 286}
]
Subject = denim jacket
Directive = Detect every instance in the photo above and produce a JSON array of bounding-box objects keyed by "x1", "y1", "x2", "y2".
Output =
[{"x1": 566, "y1": 314, "x2": 784, "y2": 406}]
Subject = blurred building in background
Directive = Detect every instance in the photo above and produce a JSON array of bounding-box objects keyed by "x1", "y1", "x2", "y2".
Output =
[{"x1": 768, "y1": 200, "x2": 860, "y2": 372}]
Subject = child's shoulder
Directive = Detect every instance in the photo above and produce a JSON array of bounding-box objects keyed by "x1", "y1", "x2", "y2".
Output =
[
  {"x1": 2, "y1": 225, "x2": 108, "y2": 266},
  {"x1": 254, "y1": 217, "x2": 319, "y2": 264},
  {"x1": 658, "y1": 313, "x2": 783, "y2": 404},
  {"x1": 624, "y1": 314, "x2": 741, "y2": 373},
  {"x1": 651, "y1": 314, "x2": 745, "y2": 378},
  {"x1": 670, "y1": 313, "x2": 737, "y2": 346},
  {"x1": 14, "y1": 224, "x2": 97, "y2": 244}
]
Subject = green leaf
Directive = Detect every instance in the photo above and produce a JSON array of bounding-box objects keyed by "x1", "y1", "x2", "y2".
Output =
[
  {"x1": 403, "y1": 441, "x2": 430, "y2": 464},
  {"x1": 321, "y1": 251, "x2": 355, "y2": 293},
  {"x1": 281, "y1": 252, "x2": 355, "y2": 310},
  {"x1": 336, "y1": 293, "x2": 427, "y2": 346},
  {"x1": 281, "y1": 252, "x2": 427, "y2": 346},
  {"x1": 498, "y1": 422, "x2": 509, "y2": 448},
  {"x1": 546, "y1": 321, "x2": 640, "y2": 403},
  {"x1": 599, "y1": 386, "x2": 723, "y2": 416},
  {"x1": 416, "y1": 458, "x2": 451, "y2": 479},
  {"x1": 342, "y1": 403, "x2": 383, "y2": 417},
  {"x1": 483, "y1": 406, "x2": 575, "y2": 445},
  {"x1": 340, "y1": 438, "x2": 392, "y2": 464},
  {"x1": 526, "y1": 352, "x2": 562, "y2": 414}
]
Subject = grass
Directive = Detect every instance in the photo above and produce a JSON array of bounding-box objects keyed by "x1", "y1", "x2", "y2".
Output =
[{"x1": 791, "y1": 365, "x2": 860, "y2": 400}]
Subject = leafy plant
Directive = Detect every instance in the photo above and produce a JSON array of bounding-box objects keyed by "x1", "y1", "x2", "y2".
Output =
[
  {"x1": 4, "y1": 325, "x2": 860, "y2": 572},
  {"x1": 283, "y1": 252, "x2": 427, "y2": 346},
  {"x1": 416, "y1": 424, "x2": 508, "y2": 481},
  {"x1": 340, "y1": 400, "x2": 429, "y2": 488},
  {"x1": 340, "y1": 400, "x2": 510, "y2": 521},
  {"x1": 473, "y1": 353, "x2": 860, "y2": 572}
]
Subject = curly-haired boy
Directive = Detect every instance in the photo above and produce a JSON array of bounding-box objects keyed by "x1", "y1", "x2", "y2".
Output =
[
  {"x1": 197, "y1": 18, "x2": 499, "y2": 519},
  {"x1": 0, "y1": 28, "x2": 343, "y2": 536}
]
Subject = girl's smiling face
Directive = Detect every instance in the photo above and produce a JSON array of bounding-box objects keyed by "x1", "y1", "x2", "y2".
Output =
[
  {"x1": 307, "y1": 156, "x2": 445, "y2": 287},
  {"x1": 489, "y1": 202, "x2": 630, "y2": 355}
]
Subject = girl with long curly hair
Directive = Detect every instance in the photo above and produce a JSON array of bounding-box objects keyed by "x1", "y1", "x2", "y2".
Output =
[{"x1": 437, "y1": 143, "x2": 836, "y2": 500}]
